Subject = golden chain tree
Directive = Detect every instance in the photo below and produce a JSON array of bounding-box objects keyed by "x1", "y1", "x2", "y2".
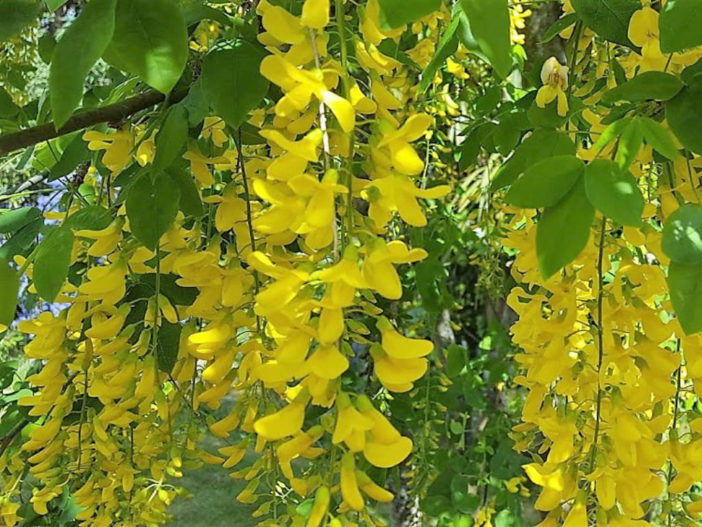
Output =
[{"x1": 2, "y1": 1, "x2": 702, "y2": 527}]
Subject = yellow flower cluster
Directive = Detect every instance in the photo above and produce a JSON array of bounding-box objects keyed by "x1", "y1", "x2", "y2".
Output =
[
  {"x1": 0, "y1": 0, "x2": 456, "y2": 525},
  {"x1": 508, "y1": 4, "x2": 702, "y2": 525}
]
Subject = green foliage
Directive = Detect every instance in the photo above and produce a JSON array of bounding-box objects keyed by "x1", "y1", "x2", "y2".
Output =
[
  {"x1": 377, "y1": 0, "x2": 442, "y2": 30},
  {"x1": 49, "y1": 0, "x2": 118, "y2": 128},
  {"x1": 201, "y1": 42, "x2": 270, "y2": 129},
  {"x1": 666, "y1": 76, "x2": 702, "y2": 154},
  {"x1": 153, "y1": 104, "x2": 189, "y2": 171},
  {"x1": 0, "y1": 207, "x2": 43, "y2": 261},
  {"x1": 662, "y1": 204, "x2": 702, "y2": 265},
  {"x1": 571, "y1": 0, "x2": 640, "y2": 47},
  {"x1": 33, "y1": 226, "x2": 74, "y2": 302},
  {"x1": 419, "y1": 12, "x2": 460, "y2": 93},
  {"x1": 584, "y1": 159, "x2": 643, "y2": 226},
  {"x1": 659, "y1": 0, "x2": 702, "y2": 53},
  {"x1": 169, "y1": 165, "x2": 205, "y2": 217},
  {"x1": 505, "y1": 155, "x2": 583, "y2": 208},
  {"x1": 49, "y1": 133, "x2": 91, "y2": 180},
  {"x1": 45, "y1": 0, "x2": 70, "y2": 12},
  {"x1": 63, "y1": 206, "x2": 113, "y2": 231},
  {"x1": 0, "y1": 0, "x2": 39, "y2": 44},
  {"x1": 491, "y1": 129, "x2": 576, "y2": 190},
  {"x1": 0, "y1": 257, "x2": 19, "y2": 326},
  {"x1": 0, "y1": 207, "x2": 41, "y2": 234},
  {"x1": 459, "y1": 0, "x2": 512, "y2": 78},
  {"x1": 638, "y1": 117, "x2": 679, "y2": 160},
  {"x1": 668, "y1": 261, "x2": 702, "y2": 334},
  {"x1": 615, "y1": 117, "x2": 643, "y2": 169},
  {"x1": 602, "y1": 71, "x2": 684, "y2": 103},
  {"x1": 125, "y1": 171, "x2": 181, "y2": 250},
  {"x1": 104, "y1": 0, "x2": 189, "y2": 93},
  {"x1": 536, "y1": 178, "x2": 594, "y2": 279},
  {"x1": 157, "y1": 321, "x2": 182, "y2": 373}
]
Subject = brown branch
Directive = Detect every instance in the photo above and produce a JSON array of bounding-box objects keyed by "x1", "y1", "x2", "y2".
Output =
[{"x1": 0, "y1": 89, "x2": 188, "y2": 157}]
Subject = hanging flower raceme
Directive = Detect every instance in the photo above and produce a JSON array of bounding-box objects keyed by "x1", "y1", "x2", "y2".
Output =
[{"x1": 0, "y1": 0, "x2": 456, "y2": 525}]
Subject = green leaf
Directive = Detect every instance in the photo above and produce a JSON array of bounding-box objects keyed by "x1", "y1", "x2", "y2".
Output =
[
  {"x1": 660, "y1": 0, "x2": 702, "y2": 53},
  {"x1": 201, "y1": 41, "x2": 270, "y2": 129},
  {"x1": 239, "y1": 122, "x2": 266, "y2": 145},
  {"x1": 64, "y1": 206, "x2": 113, "y2": 231},
  {"x1": 662, "y1": 204, "x2": 702, "y2": 264},
  {"x1": 138, "y1": 274, "x2": 198, "y2": 306},
  {"x1": 49, "y1": 132, "x2": 91, "y2": 180},
  {"x1": 103, "y1": 0, "x2": 188, "y2": 93},
  {"x1": 615, "y1": 117, "x2": 643, "y2": 169},
  {"x1": 57, "y1": 487, "x2": 83, "y2": 524},
  {"x1": 157, "y1": 321, "x2": 182, "y2": 373},
  {"x1": 0, "y1": 258, "x2": 19, "y2": 327},
  {"x1": 537, "y1": 177, "x2": 594, "y2": 279},
  {"x1": 0, "y1": 207, "x2": 41, "y2": 234},
  {"x1": 494, "y1": 510, "x2": 517, "y2": 527},
  {"x1": 584, "y1": 159, "x2": 644, "y2": 226},
  {"x1": 594, "y1": 117, "x2": 631, "y2": 152},
  {"x1": 181, "y1": 1, "x2": 231, "y2": 27},
  {"x1": 153, "y1": 104, "x2": 189, "y2": 171},
  {"x1": 49, "y1": 0, "x2": 117, "y2": 128},
  {"x1": 493, "y1": 112, "x2": 528, "y2": 155},
  {"x1": 571, "y1": 0, "x2": 640, "y2": 47},
  {"x1": 458, "y1": 125, "x2": 490, "y2": 171},
  {"x1": 505, "y1": 155, "x2": 584, "y2": 208},
  {"x1": 0, "y1": 219, "x2": 43, "y2": 260},
  {"x1": 527, "y1": 97, "x2": 570, "y2": 128},
  {"x1": 668, "y1": 261, "x2": 702, "y2": 334},
  {"x1": 0, "y1": 0, "x2": 39, "y2": 43},
  {"x1": 541, "y1": 12, "x2": 578, "y2": 43},
  {"x1": 38, "y1": 33, "x2": 56, "y2": 63},
  {"x1": 378, "y1": 0, "x2": 441, "y2": 30},
  {"x1": 639, "y1": 117, "x2": 679, "y2": 160},
  {"x1": 419, "y1": 13, "x2": 460, "y2": 93},
  {"x1": 33, "y1": 226, "x2": 74, "y2": 302},
  {"x1": 459, "y1": 0, "x2": 512, "y2": 78},
  {"x1": 182, "y1": 79, "x2": 209, "y2": 127},
  {"x1": 491, "y1": 129, "x2": 576, "y2": 190},
  {"x1": 0, "y1": 406, "x2": 25, "y2": 438},
  {"x1": 126, "y1": 172, "x2": 181, "y2": 250},
  {"x1": 0, "y1": 88, "x2": 20, "y2": 119},
  {"x1": 666, "y1": 81, "x2": 702, "y2": 154},
  {"x1": 602, "y1": 71, "x2": 683, "y2": 103},
  {"x1": 446, "y1": 344, "x2": 466, "y2": 378},
  {"x1": 45, "y1": 0, "x2": 69, "y2": 11},
  {"x1": 169, "y1": 166, "x2": 204, "y2": 217}
]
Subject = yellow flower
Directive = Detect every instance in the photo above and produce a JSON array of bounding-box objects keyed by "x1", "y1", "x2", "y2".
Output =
[
  {"x1": 628, "y1": 7, "x2": 667, "y2": 72},
  {"x1": 307, "y1": 486, "x2": 330, "y2": 527},
  {"x1": 535, "y1": 57, "x2": 569, "y2": 117},
  {"x1": 340, "y1": 452, "x2": 364, "y2": 511},
  {"x1": 376, "y1": 317, "x2": 433, "y2": 359},
  {"x1": 260, "y1": 54, "x2": 355, "y2": 132},
  {"x1": 83, "y1": 128, "x2": 134, "y2": 174},
  {"x1": 366, "y1": 174, "x2": 450, "y2": 228},
  {"x1": 257, "y1": 0, "x2": 305, "y2": 44},
  {"x1": 375, "y1": 114, "x2": 433, "y2": 175},
  {"x1": 201, "y1": 116, "x2": 229, "y2": 147},
  {"x1": 301, "y1": 0, "x2": 329, "y2": 29},
  {"x1": 183, "y1": 147, "x2": 227, "y2": 187}
]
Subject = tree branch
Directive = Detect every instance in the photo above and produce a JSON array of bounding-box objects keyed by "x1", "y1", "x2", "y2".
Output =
[{"x1": 0, "y1": 89, "x2": 188, "y2": 157}]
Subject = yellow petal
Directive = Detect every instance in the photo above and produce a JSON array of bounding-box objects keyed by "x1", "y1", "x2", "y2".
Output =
[
  {"x1": 254, "y1": 402, "x2": 306, "y2": 440},
  {"x1": 301, "y1": 0, "x2": 329, "y2": 29},
  {"x1": 307, "y1": 345, "x2": 349, "y2": 379},
  {"x1": 321, "y1": 91, "x2": 355, "y2": 133},
  {"x1": 363, "y1": 436, "x2": 412, "y2": 468}
]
